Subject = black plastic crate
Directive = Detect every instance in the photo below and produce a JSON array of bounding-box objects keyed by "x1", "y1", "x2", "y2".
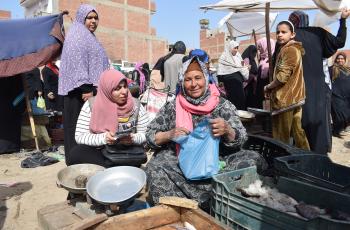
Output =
[
  {"x1": 274, "y1": 154, "x2": 350, "y2": 193},
  {"x1": 242, "y1": 134, "x2": 296, "y2": 167},
  {"x1": 211, "y1": 166, "x2": 350, "y2": 230}
]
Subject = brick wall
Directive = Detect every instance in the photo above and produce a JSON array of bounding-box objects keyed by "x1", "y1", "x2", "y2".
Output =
[
  {"x1": 0, "y1": 10, "x2": 11, "y2": 19},
  {"x1": 57, "y1": 0, "x2": 167, "y2": 66},
  {"x1": 200, "y1": 29, "x2": 226, "y2": 62}
]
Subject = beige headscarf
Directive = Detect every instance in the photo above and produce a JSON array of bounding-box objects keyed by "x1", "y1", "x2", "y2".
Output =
[{"x1": 217, "y1": 40, "x2": 249, "y2": 80}]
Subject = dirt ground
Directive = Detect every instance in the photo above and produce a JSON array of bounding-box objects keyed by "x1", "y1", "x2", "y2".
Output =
[{"x1": 0, "y1": 134, "x2": 349, "y2": 230}]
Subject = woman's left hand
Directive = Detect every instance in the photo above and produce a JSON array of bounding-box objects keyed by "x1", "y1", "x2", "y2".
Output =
[
  {"x1": 210, "y1": 118, "x2": 229, "y2": 137},
  {"x1": 210, "y1": 118, "x2": 236, "y2": 141}
]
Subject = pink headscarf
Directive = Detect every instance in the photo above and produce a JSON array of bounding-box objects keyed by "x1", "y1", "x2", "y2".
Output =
[
  {"x1": 257, "y1": 37, "x2": 276, "y2": 79},
  {"x1": 90, "y1": 69, "x2": 134, "y2": 134},
  {"x1": 134, "y1": 62, "x2": 146, "y2": 93},
  {"x1": 176, "y1": 84, "x2": 220, "y2": 132}
]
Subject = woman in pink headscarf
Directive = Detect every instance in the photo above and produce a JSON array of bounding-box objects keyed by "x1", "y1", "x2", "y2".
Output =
[
  {"x1": 256, "y1": 37, "x2": 276, "y2": 109},
  {"x1": 68, "y1": 69, "x2": 150, "y2": 167}
]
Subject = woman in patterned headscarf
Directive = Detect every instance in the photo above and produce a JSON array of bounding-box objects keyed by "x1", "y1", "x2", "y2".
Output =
[
  {"x1": 145, "y1": 56, "x2": 267, "y2": 212},
  {"x1": 58, "y1": 4, "x2": 109, "y2": 160}
]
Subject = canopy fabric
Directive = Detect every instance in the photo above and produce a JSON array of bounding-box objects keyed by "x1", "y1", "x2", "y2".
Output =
[
  {"x1": 0, "y1": 13, "x2": 65, "y2": 78},
  {"x1": 218, "y1": 11, "x2": 278, "y2": 37},
  {"x1": 201, "y1": 0, "x2": 347, "y2": 14},
  {"x1": 200, "y1": 0, "x2": 318, "y2": 12}
]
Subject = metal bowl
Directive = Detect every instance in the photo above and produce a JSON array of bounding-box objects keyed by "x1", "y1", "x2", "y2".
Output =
[
  {"x1": 57, "y1": 164, "x2": 105, "y2": 194},
  {"x1": 86, "y1": 166, "x2": 146, "y2": 205}
]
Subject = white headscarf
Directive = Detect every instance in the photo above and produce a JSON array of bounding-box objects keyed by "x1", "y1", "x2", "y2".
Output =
[{"x1": 217, "y1": 40, "x2": 249, "y2": 80}]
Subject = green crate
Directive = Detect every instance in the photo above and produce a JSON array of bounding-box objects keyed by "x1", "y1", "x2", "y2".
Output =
[{"x1": 212, "y1": 166, "x2": 350, "y2": 230}]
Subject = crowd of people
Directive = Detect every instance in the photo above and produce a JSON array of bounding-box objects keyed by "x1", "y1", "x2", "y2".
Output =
[{"x1": 1, "y1": 3, "x2": 350, "y2": 212}]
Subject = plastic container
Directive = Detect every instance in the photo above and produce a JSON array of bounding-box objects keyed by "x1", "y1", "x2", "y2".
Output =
[
  {"x1": 211, "y1": 166, "x2": 350, "y2": 230},
  {"x1": 274, "y1": 154, "x2": 350, "y2": 193},
  {"x1": 242, "y1": 134, "x2": 295, "y2": 167}
]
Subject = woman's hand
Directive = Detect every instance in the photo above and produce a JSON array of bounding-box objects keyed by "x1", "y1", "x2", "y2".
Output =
[
  {"x1": 210, "y1": 118, "x2": 236, "y2": 141},
  {"x1": 210, "y1": 118, "x2": 229, "y2": 137},
  {"x1": 264, "y1": 85, "x2": 271, "y2": 99},
  {"x1": 167, "y1": 127, "x2": 190, "y2": 140},
  {"x1": 154, "y1": 127, "x2": 190, "y2": 146},
  {"x1": 105, "y1": 131, "x2": 116, "y2": 145},
  {"x1": 118, "y1": 135, "x2": 133, "y2": 145},
  {"x1": 82, "y1": 92, "x2": 93, "y2": 101}
]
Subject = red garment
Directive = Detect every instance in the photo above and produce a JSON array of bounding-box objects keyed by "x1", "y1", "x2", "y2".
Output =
[{"x1": 46, "y1": 62, "x2": 59, "y2": 75}]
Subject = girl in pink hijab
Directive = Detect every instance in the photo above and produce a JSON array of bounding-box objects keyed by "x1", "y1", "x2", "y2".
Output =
[
  {"x1": 256, "y1": 37, "x2": 276, "y2": 109},
  {"x1": 67, "y1": 69, "x2": 150, "y2": 167}
]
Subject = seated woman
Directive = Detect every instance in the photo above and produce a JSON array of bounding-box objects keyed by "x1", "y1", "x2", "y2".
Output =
[
  {"x1": 145, "y1": 57, "x2": 267, "y2": 211},
  {"x1": 68, "y1": 69, "x2": 150, "y2": 167}
]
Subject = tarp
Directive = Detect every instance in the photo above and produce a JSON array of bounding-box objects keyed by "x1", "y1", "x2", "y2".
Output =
[
  {"x1": 0, "y1": 13, "x2": 65, "y2": 77},
  {"x1": 218, "y1": 11, "x2": 278, "y2": 37}
]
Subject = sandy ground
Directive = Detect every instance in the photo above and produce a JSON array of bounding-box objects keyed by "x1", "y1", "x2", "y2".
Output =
[{"x1": 0, "y1": 133, "x2": 349, "y2": 230}]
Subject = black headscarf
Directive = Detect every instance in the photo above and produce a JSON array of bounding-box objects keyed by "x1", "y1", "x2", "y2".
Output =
[{"x1": 241, "y1": 45, "x2": 258, "y2": 75}]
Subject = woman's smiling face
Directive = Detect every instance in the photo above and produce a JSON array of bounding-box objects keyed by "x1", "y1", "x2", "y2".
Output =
[{"x1": 183, "y1": 69, "x2": 206, "y2": 99}]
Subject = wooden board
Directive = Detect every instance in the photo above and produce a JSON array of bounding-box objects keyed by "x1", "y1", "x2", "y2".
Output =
[
  {"x1": 158, "y1": 196, "x2": 198, "y2": 209},
  {"x1": 93, "y1": 205, "x2": 180, "y2": 230},
  {"x1": 38, "y1": 200, "x2": 229, "y2": 230}
]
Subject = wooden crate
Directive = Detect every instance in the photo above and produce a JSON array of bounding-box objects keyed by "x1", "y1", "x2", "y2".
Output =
[{"x1": 38, "y1": 200, "x2": 229, "y2": 230}]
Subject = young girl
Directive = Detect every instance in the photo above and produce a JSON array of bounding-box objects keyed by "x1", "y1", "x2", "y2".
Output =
[{"x1": 264, "y1": 21, "x2": 310, "y2": 150}]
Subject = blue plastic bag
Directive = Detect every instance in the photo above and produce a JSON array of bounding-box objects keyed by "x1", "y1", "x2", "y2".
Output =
[{"x1": 175, "y1": 119, "x2": 220, "y2": 180}]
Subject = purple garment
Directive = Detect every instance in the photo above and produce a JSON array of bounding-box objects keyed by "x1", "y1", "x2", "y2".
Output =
[
  {"x1": 135, "y1": 62, "x2": 146, "y2": 94},
  {"x1": 58, "y1": 4, "x2": 109, "y2": 95}
]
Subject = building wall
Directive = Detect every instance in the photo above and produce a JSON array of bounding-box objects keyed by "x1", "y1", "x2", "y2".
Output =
[
  {"x1": 0, "y1": 10, "x2": 11, "y2": 19},
  {"x1": 21, "y1": 0, "x2": 168, "y2": 66},
  {"x1": 200, "y1": 29, "x2": 226, "y2": 63}
]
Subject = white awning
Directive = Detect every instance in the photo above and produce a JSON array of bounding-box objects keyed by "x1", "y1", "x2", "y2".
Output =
[
  {"x1": 200, "y1": 0, "x2": 347, "y2": 15},
  {"x1": 218, "y1": 11, "x2": 278, "y2": 37}
]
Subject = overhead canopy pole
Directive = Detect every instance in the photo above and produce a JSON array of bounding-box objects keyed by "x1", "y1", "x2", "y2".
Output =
[{"x1": 265, "y1": 2, "x2": 273, "y2": 82}]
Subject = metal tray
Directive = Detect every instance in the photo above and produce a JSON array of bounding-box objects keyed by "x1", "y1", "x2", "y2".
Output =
[
  {"x1": 86, "y1": 166, "x2": 146, "y2": 205},
  {"x1": 57, "y1": 164, "x2": 105, "y2": 194}
]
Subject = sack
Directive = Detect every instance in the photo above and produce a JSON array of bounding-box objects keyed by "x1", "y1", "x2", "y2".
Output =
[
  {"x1": 175, "y1": 119, "x2": 220, "y2": 180},
  {"x1": 102, "y1": 144, "x2": 147, "y2": 166},
  {"x1": 37, "y1": 96, "x2": 46, "y2": 110}
]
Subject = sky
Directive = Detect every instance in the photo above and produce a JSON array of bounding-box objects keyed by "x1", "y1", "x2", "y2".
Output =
[{"x1": 1, "y1": 0, "x2": 349, "y2": 49}]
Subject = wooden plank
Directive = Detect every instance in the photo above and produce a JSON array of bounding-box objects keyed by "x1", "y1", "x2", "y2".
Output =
[
  {"x1": 158, "y1": 197, "x2": 198, "y2": 210},
  {"x1": 93, "y1": 205, "x2": 180, "y2": 230},
  {"x1": 180, "y1": 209, "x2": 230, "y2": 230},
  {"x1": 67, "y1": 214, "x2": 108, "y2": 230},
  {"x1": 38, "y1": 204, "x2": 81, "y2": 230}
]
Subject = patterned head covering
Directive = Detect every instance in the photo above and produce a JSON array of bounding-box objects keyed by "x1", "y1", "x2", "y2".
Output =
[
  {"x1": 288, "y1": 11, "x2": 310, "y2": 28},
  {"x1": 178, "y1": 56, "x2": 211, "y2": 105},
  {"x1": 58, "y1": 4, "x2": 109, "y2": 95}
]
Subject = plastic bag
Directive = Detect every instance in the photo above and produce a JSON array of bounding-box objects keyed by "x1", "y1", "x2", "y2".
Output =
[
  {"x1": 175, "y1": 119, "x2": 220, "y2": 180},
  {"x1": 37, "y1": 96, "x2": 46, "y2": 110},
  {"x1": 30, "y1": 98, "x2": 46, "y2": 115}
]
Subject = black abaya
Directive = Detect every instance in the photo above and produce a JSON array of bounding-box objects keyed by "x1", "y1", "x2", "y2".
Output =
[
  {"x1": 0, "y1": 75, "x2": 25, "y2": 154},
  {"x1": 295, "y1": 19, "x2": 347, "y2": 154}
]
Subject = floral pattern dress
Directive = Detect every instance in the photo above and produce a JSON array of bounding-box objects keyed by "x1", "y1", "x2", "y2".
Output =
[{"x1": 145, "y1": 97, "x2": 267, "y2": 210}]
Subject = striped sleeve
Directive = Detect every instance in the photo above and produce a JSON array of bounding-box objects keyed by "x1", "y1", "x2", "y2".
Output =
[
  {"x1": 75, "y1": 101, "x2": 107, "y2": 146},
  {"x1": 131, "y1": 104, "x2": 150, "y2": 145}
]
